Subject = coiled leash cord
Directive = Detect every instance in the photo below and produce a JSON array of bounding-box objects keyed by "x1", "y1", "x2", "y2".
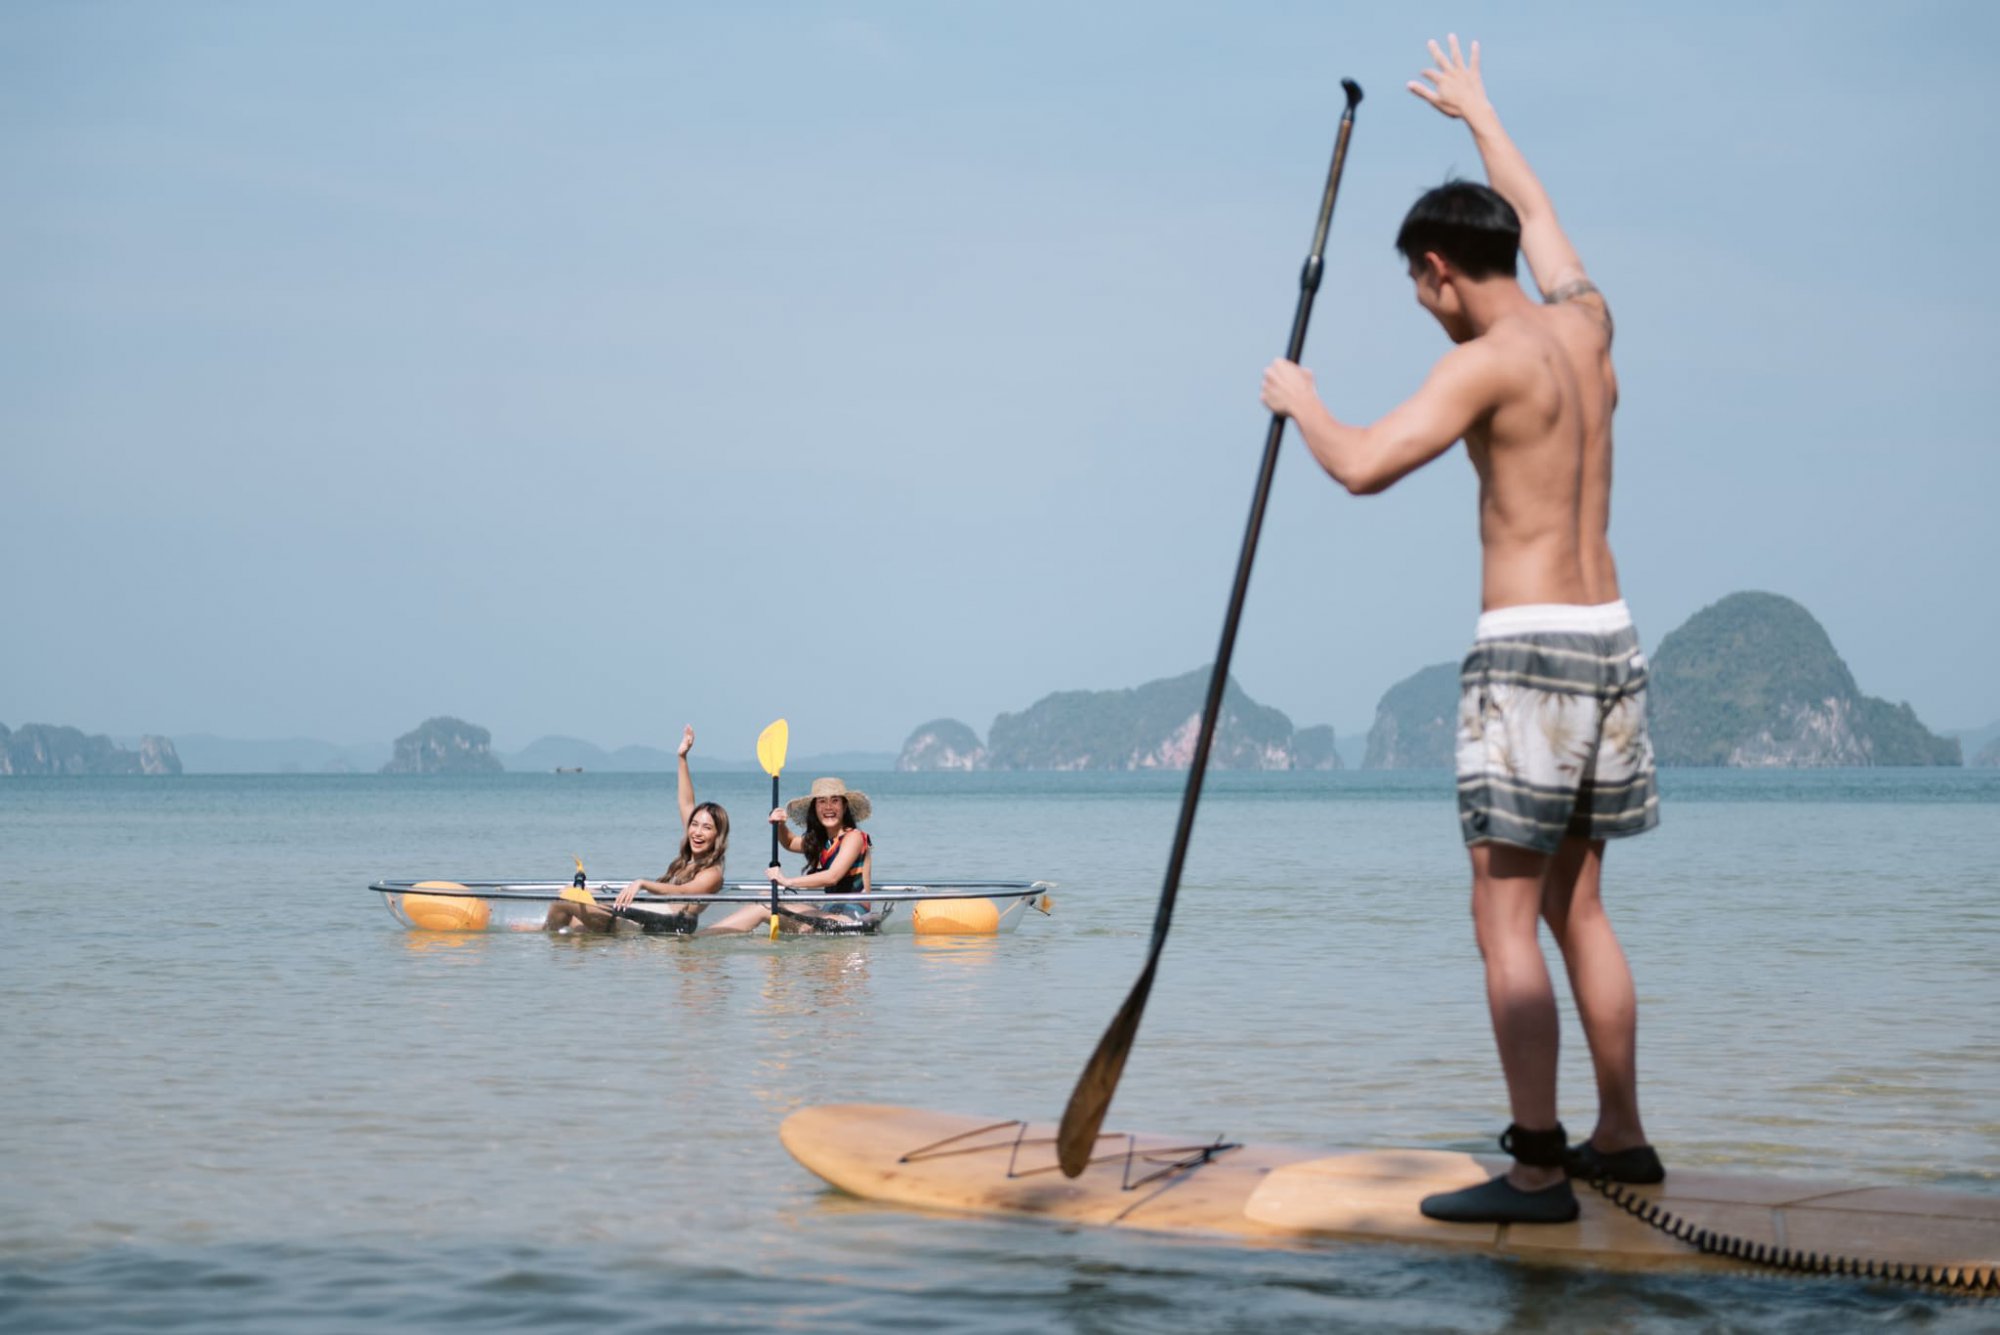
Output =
[
  {"x1": 1506, "y1": 1125, "x2": 1996, "y2": 1294},
  {"x1": 1579, "y1": 1172, "x2": 1998, "y2": 1295}
]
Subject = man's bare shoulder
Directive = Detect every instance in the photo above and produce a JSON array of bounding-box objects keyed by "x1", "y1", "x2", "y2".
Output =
[{"x1": 1541, "y1": 276, "x2": 1614, "y2": 342}]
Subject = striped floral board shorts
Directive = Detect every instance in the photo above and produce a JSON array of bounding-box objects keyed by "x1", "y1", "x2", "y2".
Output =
[{"x1": 1455, "y1": 600, "x2": 1660, "y2": 854}]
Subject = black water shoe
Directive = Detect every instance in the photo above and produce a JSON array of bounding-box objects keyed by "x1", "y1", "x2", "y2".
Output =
[
  {"x1": 1564, "y1": 1141, "x2": 1666, "y2": 1184},
  {"x1": 1419, "y1": 1174, "x2": 1580, "y2": 1224}
]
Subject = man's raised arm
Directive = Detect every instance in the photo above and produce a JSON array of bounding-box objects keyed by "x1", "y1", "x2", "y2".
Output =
[{"x1": 1409, "y1": 36, "x2": 1608, "y2": 329}]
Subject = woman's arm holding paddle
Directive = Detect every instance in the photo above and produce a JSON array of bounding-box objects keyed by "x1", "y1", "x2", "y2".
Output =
[
  {"x1": 769, "y1": 808, "x2": 803, "y2": 854},
  {"x1": 766, "y1": 829, "x2": 866, "y2": 891}
]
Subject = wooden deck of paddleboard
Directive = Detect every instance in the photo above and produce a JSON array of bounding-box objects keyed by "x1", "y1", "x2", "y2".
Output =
[{"x1": 780, "y1": 1104, "x2": 2000, "y2": 1282}]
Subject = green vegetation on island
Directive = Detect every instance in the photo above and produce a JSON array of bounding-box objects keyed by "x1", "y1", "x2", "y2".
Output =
[
  {"x1": 895, "y1": 671, "x2": 1344, "y2": 771},
  {"x1": 0, "y1": 723, "x2": 181, "y2": 776},
  {"x1": 981, "y1": 668, "x2": 1339, "y2": 771},
  {"x1": 898, "y1": 719, "x2": 988, "y2": 771},
  {"x1": 1649, "y1": 592, "x2": 1959, "y2": 767},
  {"x1": 1362, "y1": 662, "x2": 1460, "y2": 769},
  {"x1": 381, "y1": 717, "x2": 504, "y2": 774}
]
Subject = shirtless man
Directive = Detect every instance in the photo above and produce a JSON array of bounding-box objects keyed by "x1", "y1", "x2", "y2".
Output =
[{"x1": 1259, "y1": 37, "x2": 1663, "y2": 1224}]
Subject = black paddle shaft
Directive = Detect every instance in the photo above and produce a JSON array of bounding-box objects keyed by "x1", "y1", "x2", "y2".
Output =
[
  {"x1": 1057, "y1": 79, "x2": 1363, "y2": 1178},
  {"x1": 770, "y1": 774, "x2": 782, "y2": 917}
]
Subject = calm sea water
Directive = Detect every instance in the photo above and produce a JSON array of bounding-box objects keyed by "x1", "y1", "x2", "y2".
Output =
[{"x1": 3, "y1": 769, "x2": 1997, "y2": 1332}]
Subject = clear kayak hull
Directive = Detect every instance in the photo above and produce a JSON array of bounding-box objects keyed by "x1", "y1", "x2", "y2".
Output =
[{"x1": 369, "y1": 879, "x2": 1057, "y2": 936}]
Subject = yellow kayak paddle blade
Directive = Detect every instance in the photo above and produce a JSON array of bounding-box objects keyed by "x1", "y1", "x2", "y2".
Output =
[
  {"x1": 768, "y1": 912, "x2": 780, "y2": 941},
  {"x1": 757, "y1": 718, "x2": 789, "y2": 778}
]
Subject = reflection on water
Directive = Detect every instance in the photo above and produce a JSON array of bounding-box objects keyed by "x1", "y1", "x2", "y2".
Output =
[
  {"x1": 399, "y1": 931, "x2": 491, "y2": 957},
  {"x1": 913, "y1": 935, "x2": 1003, "y2": 966},
  {"x1": 666, "y1": 940, "x2": 732, "y2": 1021},
  {"x1": 755, "y1": 940, "x2": 875, "y2": 1021}
]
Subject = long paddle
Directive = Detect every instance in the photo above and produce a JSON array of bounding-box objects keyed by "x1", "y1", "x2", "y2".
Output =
[
  {"x1": 1056, "y1": 79, "x2": 1364, "y2": 1177},
  {"x1": 757, "y1": 719, "x2": 790, "y2": 940}
]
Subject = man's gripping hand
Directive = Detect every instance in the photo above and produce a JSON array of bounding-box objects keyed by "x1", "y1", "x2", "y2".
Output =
[{"x1": 1260, "y1": 359, "x2": 1320, "y2": 421}]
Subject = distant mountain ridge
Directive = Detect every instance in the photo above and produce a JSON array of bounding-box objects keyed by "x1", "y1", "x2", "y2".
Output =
[
  {"x1": 504, "y1": 735, "x2": 682, "y2": 772},
  {"x1": 1945, "y1": 720, "x2": 2000, "y2": 767},
  {"x1": 169, "y1": 734, "x2": 390, "y2": 774},
  {"x1": 896, "y1": 669, "x2": 1344, "y2": 771}
]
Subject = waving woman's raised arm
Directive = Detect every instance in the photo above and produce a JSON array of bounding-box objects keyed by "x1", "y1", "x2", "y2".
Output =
[{"x1": 676, "y1": 725, "x2": 696, "y2": 827}]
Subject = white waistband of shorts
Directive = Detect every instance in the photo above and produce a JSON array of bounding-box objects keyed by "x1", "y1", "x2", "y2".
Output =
[{"x1": 1475, "y1": 600, "x2": 1633, "y2": 640}]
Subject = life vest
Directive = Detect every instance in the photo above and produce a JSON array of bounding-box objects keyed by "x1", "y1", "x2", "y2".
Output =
[{"x1": 813, "y1": 829, "x2": 871, "y2": 897}]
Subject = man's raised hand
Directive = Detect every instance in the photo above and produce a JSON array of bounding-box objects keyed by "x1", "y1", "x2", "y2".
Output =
[{"x1": 1408, "y1": 34, "x2": 1493, "y2": 123}]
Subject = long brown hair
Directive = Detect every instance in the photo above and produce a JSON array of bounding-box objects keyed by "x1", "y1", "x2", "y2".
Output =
[
  {"x1": 799, "y1": 797, "x2": 857, "y2": 870},
  {"x1": 663, "y1": 801, "x2": 729, "y2": 883}
]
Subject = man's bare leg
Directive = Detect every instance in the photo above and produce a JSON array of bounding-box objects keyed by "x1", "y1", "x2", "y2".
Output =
[
  {"x1": 1469, "y1": 841, "x2": 1565, "y2": 1191},
  {"x1": 1541, "y1": 836, "x2": 1648, "y2": 1153}
]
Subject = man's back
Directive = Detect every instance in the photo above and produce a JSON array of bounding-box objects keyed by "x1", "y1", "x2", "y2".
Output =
[{"x1": 1467, "y1": 296, "x2": 1620, "y2": 612}]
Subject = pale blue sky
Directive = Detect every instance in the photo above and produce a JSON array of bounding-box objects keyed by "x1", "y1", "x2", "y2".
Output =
[{"x1": 5, "y1": 2, "x2": 1995, "y2": 758}]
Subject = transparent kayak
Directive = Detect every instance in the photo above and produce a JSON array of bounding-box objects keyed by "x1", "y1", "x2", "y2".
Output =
[{"x1": 369, "y1": 879, "x2": 1057, "y2": 936}]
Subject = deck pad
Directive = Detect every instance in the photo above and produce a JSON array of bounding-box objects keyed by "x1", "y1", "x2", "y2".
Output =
[{"x1": 780, "y1": 1104, "x2": 2000, "y2": 1285}]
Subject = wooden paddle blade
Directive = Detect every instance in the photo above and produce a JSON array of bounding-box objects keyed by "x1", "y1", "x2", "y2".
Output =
[
  {"x1": 1056, "y1": 959, "x2": 1158, "y2": 1176},
  {"x1": 757, "y1": 719, "x2": 789, "y2": 777}
]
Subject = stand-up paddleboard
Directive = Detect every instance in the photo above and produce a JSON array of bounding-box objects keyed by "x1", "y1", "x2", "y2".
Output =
[{"x1": 780, "y1": 1105, "x2": 2000, "y2": 1290}]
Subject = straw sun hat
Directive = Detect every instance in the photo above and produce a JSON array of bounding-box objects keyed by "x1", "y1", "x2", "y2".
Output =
[{"x1": 785, "y1": 776, "x2": 872, "y2": 825}]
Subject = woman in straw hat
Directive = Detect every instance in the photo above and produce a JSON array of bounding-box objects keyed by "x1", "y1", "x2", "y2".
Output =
[
  {"x1": 769, "y1": 777, "x2": 874, "y2": 910},
  {"x1": 699, "y1": 776, "x2": 876, "y2": 934}
]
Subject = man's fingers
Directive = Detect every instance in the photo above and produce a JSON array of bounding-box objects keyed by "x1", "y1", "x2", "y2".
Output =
[
  {"x1": 1447, "y1": 33, "x2": 1464, "y2": 66},
  {"x1": 1469, "y1": 38, "x2": 1481, "y2": 72},
  {"x1": 1408, "y1": 80, "x2": 1442, "y2": 106},
  {"x1": 1428, "y1": 38, "x2": 1448, "y2": 67}
]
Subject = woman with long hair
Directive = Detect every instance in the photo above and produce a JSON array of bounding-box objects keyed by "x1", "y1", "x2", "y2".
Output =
[{"x1": 543, "y1": 725, "x2": 728, "y2": 934}]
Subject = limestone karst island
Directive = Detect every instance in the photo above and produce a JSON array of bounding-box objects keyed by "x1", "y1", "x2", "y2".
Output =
[{"x1": 898, "y1": 592, "x2": 1966, "y2": 772}]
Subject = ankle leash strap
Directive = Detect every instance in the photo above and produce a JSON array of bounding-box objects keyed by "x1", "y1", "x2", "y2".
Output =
[{"x1": 1499, "y1": 1123, "x2": 1568, "y2": 1168}]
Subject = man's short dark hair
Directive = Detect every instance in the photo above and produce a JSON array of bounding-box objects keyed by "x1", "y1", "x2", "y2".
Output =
[{"x1": 1395, "y1": 180, "x2": 1520, "y2": 279}]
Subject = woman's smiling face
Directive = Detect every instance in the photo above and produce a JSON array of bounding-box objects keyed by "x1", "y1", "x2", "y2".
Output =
[
  {"x1": 687, "y1": 809, "x2": 719, "y2": 853},
  {"x1": 813, "y1": 795, "x2": 847, "y2": 829}
]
